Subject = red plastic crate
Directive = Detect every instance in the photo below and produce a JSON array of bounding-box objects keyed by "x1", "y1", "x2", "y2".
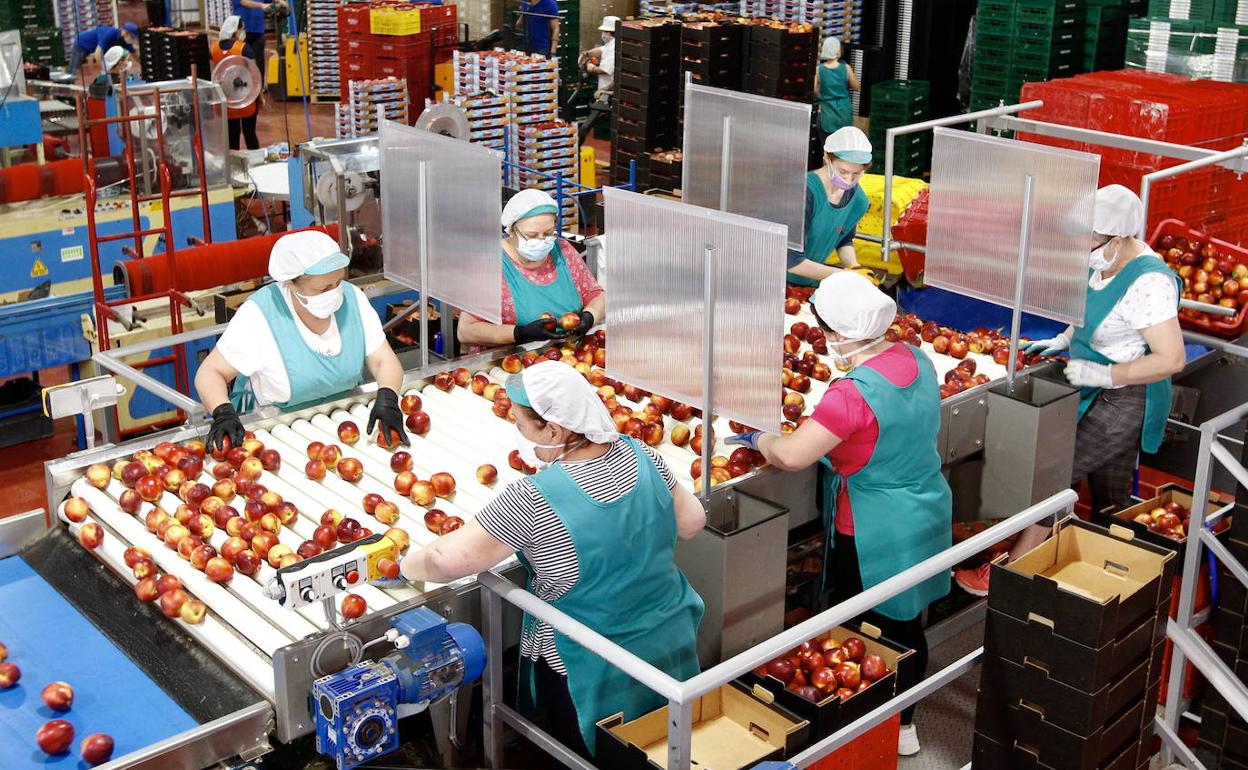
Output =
[
  {"x1": 809, "y1": 714, "x2": 899, "y2": 770},
  {"x1": 339, "y1": 55, "x2": 374, "y2": 81},
  {"x1": 338, "y1": 3, "x2": 373, "y2": 36},
  {"x1": 374, "y1": 32, "x2": 433, "y2": 59},
  {"x1": 1148, "y1": 218, "x2": 1248, "y2": 339}
]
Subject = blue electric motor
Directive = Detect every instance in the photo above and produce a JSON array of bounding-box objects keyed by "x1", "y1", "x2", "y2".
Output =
[{"x1": 312, "y1": 607, "x2": 487, "y2": 770}]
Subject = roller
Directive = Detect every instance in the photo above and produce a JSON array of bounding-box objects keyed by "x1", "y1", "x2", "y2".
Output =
[{"x1": 114, "y1": 224, "x2": 340, "y2": 296}]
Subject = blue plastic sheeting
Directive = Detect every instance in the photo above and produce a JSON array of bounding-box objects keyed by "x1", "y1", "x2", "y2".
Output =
[
  {"x1": 897, "y1": 286, "x2": 1211, "y2": 363},
  {"x1": 0, "y1": 557, "x2": 196, "y2": 768}
]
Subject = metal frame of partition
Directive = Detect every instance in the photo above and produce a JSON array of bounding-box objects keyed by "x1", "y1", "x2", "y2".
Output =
[
  {"x1": 479, "y1": 489, "x2": 1079, "y2": 770},
  {"x1": 1158, "y1": 333, "x2": 1248, "y2": 768}
]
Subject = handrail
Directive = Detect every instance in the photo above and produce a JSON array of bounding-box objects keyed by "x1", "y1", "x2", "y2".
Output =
[{"x1": 480, "y1": 488, "x2": 1078, "y2": 770}]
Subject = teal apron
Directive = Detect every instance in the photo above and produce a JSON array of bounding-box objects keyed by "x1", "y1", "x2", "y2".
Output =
[
  {"x1": 1069, "y1": 252, "x2": 1181, "y2": 454},
  {"x1": 516, "y1": 438, "x2": 703, "y2": 752},
  {"x1": 788, "y1": 173, "x2": 870, "y2": 287},
  {"x1": 819, "y1": 344, "x2": 952, "y2": 620},
  {"x1": 502, "y1": 242, "x2": 584, "y2": 325},
  {"x1": 229, "y1": 282, "x2": 366, "y2": 411},
  {"x1": 817, "y1": 63, "x2": 852, "y2": 135}
]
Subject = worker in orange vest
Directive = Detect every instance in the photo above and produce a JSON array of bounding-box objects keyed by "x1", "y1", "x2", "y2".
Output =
[{"x1": 212, "y1": 16, "x2": 260, "y2": 151}]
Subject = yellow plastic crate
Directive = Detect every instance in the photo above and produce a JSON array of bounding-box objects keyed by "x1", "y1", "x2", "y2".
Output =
[
  {"x1": 371, "y1": 8, "x2": 422, "y2": 35},
  {"x1": 853, "y1": 173, "x2": 927, "y2": 274}
]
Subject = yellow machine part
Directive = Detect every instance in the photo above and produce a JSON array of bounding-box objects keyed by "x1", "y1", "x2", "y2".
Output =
[
  {"x1": 580, "y1": 146, "x2": 596, "y2": 189},
  {"x1": 853, "y1": 173, "x2": 928, "y2": 275},
  {"x1": 274, "y1": 34, "x2": 310, "y2": 97},
  {"x1": 435, "y1": 60, "x2": 454, "y2": 97}
]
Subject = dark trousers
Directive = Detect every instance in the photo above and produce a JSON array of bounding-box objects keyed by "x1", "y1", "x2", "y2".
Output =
[
  {"x1": 531, "y1": 658, "x2": 591, "y2": 758},
  {"x1": 228, "y1": 114, "x2": 259, "y2": 150},
  {"x1": 1071, "y1": 384, "x2": 1147, "y2": 513},
  {"x1": 831, "y1": 531, "x2": 929, "y2": 726},
  {"x1": 244, "y1": 31, "x2": 266, "y2": 78}
]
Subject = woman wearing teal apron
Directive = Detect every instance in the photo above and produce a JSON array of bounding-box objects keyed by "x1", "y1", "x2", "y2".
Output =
[
  {"x1": 955, "y1": 185, "x2": 1186, "y2": 597},
  {"x1": 729, "y1": 272, "x2": 951, "y2": 758},
  {"x1": 399, "y1": 361, "x2": 706, "y2": 756},
  {"x1": 787, "y1": 127, "x2": 873, "y2": 286},
  {"x1": 196, "y1": 230, "x2": 409, "y2": 452},
  {"x1": 815, "y1": 37, "x2": 859, "y2": 146},
  {"x1": 458, "y1": 188, "x2": 607, "y2": 348}
]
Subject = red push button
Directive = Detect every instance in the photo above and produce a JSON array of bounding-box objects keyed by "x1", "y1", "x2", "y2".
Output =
[{"x1": 347, "y1": 570, "x2": 359, "y2": 584}]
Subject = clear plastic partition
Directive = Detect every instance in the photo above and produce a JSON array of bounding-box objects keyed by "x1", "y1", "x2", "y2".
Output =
[
  {"x1": 603, "y1": 187, "x2": 786, "y2": 434},
  {"x1": 379, "y1": 120, "x2": 502, "y2": 323},
  {"x1": 123, "y1": 79, "x2": 228, "y2": 193},
  {"x1": 681, "y1": 83, "x2": 811, "y2": 252},
  {"x1": 0, "y1": 31, "x2": 24, "y2": 96},
  {"x1": 924, "y1": 127, "x2": 1099, "y2": 326}
]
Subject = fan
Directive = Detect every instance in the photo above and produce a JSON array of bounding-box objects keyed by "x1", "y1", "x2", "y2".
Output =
[
  {"x1": 414, "y1": 102, "x2": 471, "y2": 140},
  {"x1": 211, "y1": 54, "x2": 263, "y2": 111}
]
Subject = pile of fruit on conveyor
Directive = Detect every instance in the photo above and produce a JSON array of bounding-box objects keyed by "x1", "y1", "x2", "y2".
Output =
[{"x1": 49, "y1": 289, "x2": 1046, "y2": 694}]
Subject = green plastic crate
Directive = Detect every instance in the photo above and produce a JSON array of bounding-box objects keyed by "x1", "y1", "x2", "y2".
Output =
[{"x1": 977, "y1": 32, "x2": 1014, "y2": 56}]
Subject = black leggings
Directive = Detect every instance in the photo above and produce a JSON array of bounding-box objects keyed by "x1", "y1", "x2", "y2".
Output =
[
  {"x1": 228, "y1": 115, "x2": 259, "y2": 150},
  {"x1": 831, "y1": 531, "x2": 930, "y2": 726},
  {"x1": 532, "y1": 658, "x2": 591, "y2": 759}
]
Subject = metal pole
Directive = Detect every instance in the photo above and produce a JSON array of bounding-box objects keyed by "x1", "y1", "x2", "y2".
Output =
[
  {"x1": 882, "y1": 129, "x2": 895, "y2": 262},
  {"x1": 718, "y1": 115, "x2": 733, "y2": 211},
  {"x1": 667, "y1": 698, "x2": 694, "y2": 770},
  {"x1": 481, "y1": 582, "x2": 505, "y2": 768},
  {"x1": 1006, "y1": 175, "x2": 1035, "y2": 394},
  {"x1": 700, "y1": 246, "x2": 716, "y2": 504},
  {"x1": 417, "y1": 160, "x2": 430, "y2": 371}
]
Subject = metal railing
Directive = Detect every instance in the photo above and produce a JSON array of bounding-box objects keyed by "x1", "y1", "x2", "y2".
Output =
[{"x1": 479, "y1": 488, "x2": 1080, "y2": 770}]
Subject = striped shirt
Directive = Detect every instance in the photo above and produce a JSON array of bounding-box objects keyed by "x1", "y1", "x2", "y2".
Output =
[{"x1": 477, "y1": 440, "x2": 678, "y2": 674}]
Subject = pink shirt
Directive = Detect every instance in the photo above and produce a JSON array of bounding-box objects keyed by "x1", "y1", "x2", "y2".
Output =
[
  {"x1": 811, "y1": 343, "x2": 918, "y2": 536},
  {"x1": 497, "y1": 240, "x2": 604, "y2": 325}
]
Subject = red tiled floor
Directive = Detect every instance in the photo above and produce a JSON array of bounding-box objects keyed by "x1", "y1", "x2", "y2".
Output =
[{"x1": 0, "y1": 367, "x2": 81, "y2": 518}]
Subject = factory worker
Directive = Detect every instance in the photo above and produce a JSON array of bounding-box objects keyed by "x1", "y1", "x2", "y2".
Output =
[
  {"x1": 195, "y1": 230, "x2": 408, "y2": 451},
  {"x1": 787, "y1": 127, "x2": 872, "y2": 286},
  {"x1": 814, "y1": 37, "x2": 859, "y2": 144},
  {"x1": 956, "y1": 185, "x2": 1185, "y2": 596},
  {"x1": 400, "y1": 361, "x2": 704, "y2": 757},
  {"x1": 232, "y1": 0, "x2": 288, "y2": 73},
  {"x1": 728, "y1": 272, "x2": 950, "y2": 757},
  {"x1": 212, "y1": 16, "x2": 260, "y2": 151},
  {"x1": 580, "y1": 16, "x2": 618, "y2": 98},
  {"x1": 518, "y1": 0, "x2": 560, "y2": 56},
  {"x1": 71, "y1": 24, "x2": 139, "y2": 75},
  {"x1": 458, "y1": 189, "x2": 607, "y2": 347}
]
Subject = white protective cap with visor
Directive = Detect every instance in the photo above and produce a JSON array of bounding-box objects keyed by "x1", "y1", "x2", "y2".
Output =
[
  {"x1": 220, "y1": 15, "x2": 242, "y2": 43},
  {"x1": 1092, "y1": 184, "x2": 1144, "y2": 238},
  {"x1": 505, "y1": 361, "x2": 619, "y2": 444},
  {"x1": 501, "y1": 188, "x2": 559, "y2": 231},
  {"x1": 810, "y1": 271, "x2": 897, "y2": 342},
  {"x1": 268, "y1": 230, "x2": 351, "y2": 282},
  {"x1": 824, "y1": 126, "x2": 873, "y2": 165},
  {"x1": 599, "y1": 15, "x2": 620, "y2": 32}
]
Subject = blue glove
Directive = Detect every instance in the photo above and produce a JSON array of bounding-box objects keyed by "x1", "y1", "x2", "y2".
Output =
[
  {"x1": 726, "y1": 432, "x2": 761, "y2": 450},
  {"x1": 1022, "y1": 332, "x2": 1071, "y2": 357}
]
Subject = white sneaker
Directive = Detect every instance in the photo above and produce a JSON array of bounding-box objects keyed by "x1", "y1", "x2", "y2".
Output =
[{"x1": 898, "y1": 724, "x2": 920, "y2": 756}]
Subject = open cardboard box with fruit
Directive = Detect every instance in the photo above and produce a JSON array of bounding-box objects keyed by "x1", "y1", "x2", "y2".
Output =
[
  {"x1": 741, "y1": 622, "x2": 915, "y2": 739},
  {"x1": 595, "y1": 681, "x2": 809, "y2": 770},
  {"x1": 987, "y1": 517, "x2": 1175, "y2": 649},
  {"x1": 1097, "y1": 483, "x2": 1228, "y2": 555}
]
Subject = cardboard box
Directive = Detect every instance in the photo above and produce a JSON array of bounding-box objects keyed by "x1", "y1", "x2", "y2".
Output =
[
  {"x1": 742, "y1": 623, "x2": 915, "y2": 740},
  {"x1": 987, "y1": 517, "x2": 1176, "y2": 648},
  {"x1": 973, "y1": 696, "x2": 1148, "y2": 770},
  {"x1": 1094, "y1": 483, "x2": 1225, "y2": 560},
  {"x1": 595, "y1": 682, "x2": 808, "y2": 770},
  {"x1": 977, "y1": 652, "x2": 1151, "y2": 736},
  {"x1": 983, "y1": 606, "x2": 1157, "y2": 693}
]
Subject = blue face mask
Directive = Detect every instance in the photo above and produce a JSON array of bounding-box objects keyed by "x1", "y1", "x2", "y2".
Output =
[{"x1": 517, "y1": 235, "x2": 556, "y2": 262}]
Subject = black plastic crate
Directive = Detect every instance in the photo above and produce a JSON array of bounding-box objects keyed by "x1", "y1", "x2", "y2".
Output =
[{"x1": 0, "y1": 377, "x2": 51, "y2": 449}]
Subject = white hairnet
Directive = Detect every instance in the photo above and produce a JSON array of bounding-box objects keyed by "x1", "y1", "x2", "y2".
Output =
[
  {"x1": 103, "y1": 46, "x2": 128, "y2": 71},
  {"x1": 501, "y1": 188, "x2": 558, "y2": 230},
  {"x1": 820, "y1": 37, "x2": 842, "y2": 60},
  {"x1": 824, "y1": 126, "x2": 872, "y2": 164},
  {"x1": 1093, "y1": 184, "x2": 1144, "y2": 238},
  {"x1": 810, "y1": 271, "x2": 897, "y2": 341},
  {"x1": 220, "y1": 15, "x2": 242, "y2": 43},
  {"x1": 268, "y1": 230, "x2": 350, "y2": 282},
  {"x1": 506, "y1": 361, "x2": 619, "y2": 444}
]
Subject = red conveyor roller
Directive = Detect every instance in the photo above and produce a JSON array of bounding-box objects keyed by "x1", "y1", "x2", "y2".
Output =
[{"x1": 114, "y1": 225, "x2": 342, "y2": 296}]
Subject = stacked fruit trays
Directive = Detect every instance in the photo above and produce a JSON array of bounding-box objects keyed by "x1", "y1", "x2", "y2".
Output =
[
  {"x1": 310, "y1": 0, "x2": 344, "y2": 98},
  {"x1": 971, "y1": 0, "x2": 1084, "y2": 110},
  {"x1": 611, "y1": 18, "x2": 682, "y2": 187},
  {"x1": 513, "y1": 121, "x2": 579, "y2": 231},
  {"x1": 338, "y1": 3, "x2": 451, "y2": 107},
  {"x1": 680, "y1": 20, "x2": 745, "y2": 89},
  {"x1": 1018, "y1": 70, "x2": 1248, "y2": 243},
  {"x1": 974, "y1": 518, "x2": 1175, "y2": 770},
  {"x1": 739, "y1": 0, "x2": 864, "y2": 44},
  {"x1": 648, "y1": 149, "x2": 683, "y2": 193},
  {"x1": 743, "y1": 21, "x2": 819, "y2": 103},
  {"x1": 54, "y1": 0, "x2": 114, "y2": 62},
  {"x1": 867, "y1": 80, "x2": 929, "y2": 176},
  {"x1": 336, "y1": 78, "x2": 410, "y2": 138},
  {"x1": 139, "y1": 28, "x2": 211, "y2": 83},
  {"x1": 435, "y1": 91, "x2": 510, "y2": 151}
]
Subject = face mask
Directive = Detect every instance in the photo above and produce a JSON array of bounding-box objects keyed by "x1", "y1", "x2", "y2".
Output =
[
  {"x1": 829, "y1": 336, "x2": 883, "y2": 369},
  {"x1": 1089, "y1": 239, "x2": 1118, "y2": 272},
  {"x1": 515, "y1": 431, "x2": 575, "y2": 471},
  {"x1": 829, "y1": 172, "x2": 857, "y2": 191},
  {"x1": 294, "y1": 284, "x2": 344, "y2": 319},
  {"x1": 517, "y1": 235, "x2": 556, "y2": 262},
  {"x1": 602, "y1": 33, "x2": 611, "y2": 43}
]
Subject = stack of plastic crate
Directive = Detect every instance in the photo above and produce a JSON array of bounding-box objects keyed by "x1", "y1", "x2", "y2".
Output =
[
  {"x1": 1, "y1": 0, "x2": 59, "y2": 66},
  {"x1": 310, "y1": 0, "x2": 343, "y2": 98},
  {"x1": 743, "y1": 21, "x2": 818, "y2": 103},
  {"x1": 867, "y1": 80, "x2": 929, "y2": 176},
  {"x1": 336, "y1": 77, "x2": 410, "y2": 138},
  {"x1": 1085, "y1": 0, "x2": 1130, "y2": 71},
  {"x1": 972, "y1": 0, "x2": 1084, "y2": 109},
  {"x1": 554, "y1": 0, "x2": 582, "y2": 120},
  {"x1": 611, "y1": 18, "x2": 682, "y2": 186}
]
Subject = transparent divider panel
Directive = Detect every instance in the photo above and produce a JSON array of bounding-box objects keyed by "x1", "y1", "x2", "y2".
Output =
[{"x1": 603, "y1": 187, "x2": 786, "y2": 434}]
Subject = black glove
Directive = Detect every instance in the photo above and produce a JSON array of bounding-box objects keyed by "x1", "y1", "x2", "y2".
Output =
[
  {"x1": 207, "y1": 403, "x2": 245, "y2": 454},
  {"x1": 367, "y1": 388, "x2": 410, "y2": 447},
  {"x1": 569, "y1": 309, "x2": 595, "y2": 340},
  {"x1": 513, "y1": 317, "x2": 568, "y2": 344}
]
